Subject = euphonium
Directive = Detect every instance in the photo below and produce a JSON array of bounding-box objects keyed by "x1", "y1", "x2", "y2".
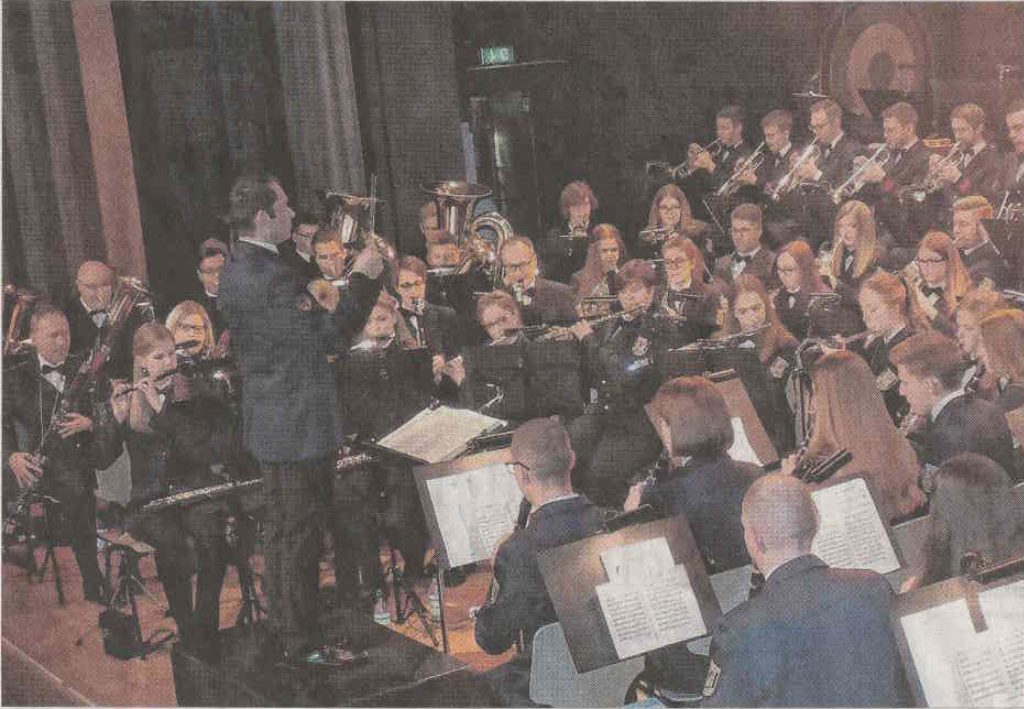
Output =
[
  {"x1": 323, "y1": 189, "x2": 397, "y2": 266},
  {"x1": 422, "y1": 181, "x2": 513, "y2": 288}
]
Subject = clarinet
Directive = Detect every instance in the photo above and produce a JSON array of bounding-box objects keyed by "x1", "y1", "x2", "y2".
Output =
[{"x1": 793, "y1": 448, "x2": 853, "y2": 484}]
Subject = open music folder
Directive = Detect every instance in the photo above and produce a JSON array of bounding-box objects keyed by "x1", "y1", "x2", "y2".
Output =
[
  {"x1": 893, "y1": 572, "x2": 1024, "y2": 707},
  {"x1": 376, "y1": 405, "x2": 505, "y2": 464},
  {"x1": 810, "y1": 475, "x2": 902, "y2": 576}
]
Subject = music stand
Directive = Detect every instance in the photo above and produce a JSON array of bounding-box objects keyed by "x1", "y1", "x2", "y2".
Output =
[
  {"x1": 707, "y1": 370, "x2": 779, "y2": 469},
  {"x1": 981, "y1": 219, "x2": 1023, "y2": 290},
  {"x1": 654, "y1": 346, "x2": 707, "y2": 381},
  {"x1": 537, "y1": 515, "x2": 721, "y2": 673},
  {"x1": 462, "y1": 344, "x2": 528, "y2": 420},
  {"x1": 890, "y1": 562, "x2": 1024, "y2": 707},
  {"x1": 412, "y1": 448, "x2": 520, "y2": 654},
  {"x1": 523, "y1": 339, "x2": 585, "y2": 418}
]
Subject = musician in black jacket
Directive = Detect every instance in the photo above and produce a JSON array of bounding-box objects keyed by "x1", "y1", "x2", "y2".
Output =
[
  {"x1": 65, "y1": 260, "x2": 140, "y2": 378},
  {"x1": 95, "y1": 323, "x2": 233, "y2": 655},
  {"x1": 3, "y1": 306, "x2": 107, "y2": 602},
  {"x1": 193, "y1": 239, "x2": 230, "y2": 341},
  {"x1": 569, "y1": 260, "x2": 664, "y2": 507},
  {"x1": 394, "y1": 256, "x2": 461, "y2": 363},
  {"x1": 713, "y1": 203, "x2": 777, "y2": 288},
  {"x1": 951, "y1": 196, "x2": 1011, "y2": 289},
  {"x1": 687, "y1": 104, "x2": 751, "y2": 195},
  {"x1": 934, "y1": 104, "x2": 1006, "y2": 205},
  {"x1": 474, "y1": 417, "x2": 609, "y2": 706},
  {"x1": 655, "y1": 236, "x2": 717, "y2": 348},
  {"x1": 536, "y1": 181, "x2": 599, "y2": 284},
  {"x1": 891, "y1": 331, "x2": 1019, "y2": 483},
  {"x1": 499, "y1": 237, "x2": 577, "y2": 326}
]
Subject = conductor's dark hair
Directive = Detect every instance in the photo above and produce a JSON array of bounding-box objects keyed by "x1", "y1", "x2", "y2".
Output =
[{"x1": 228, "y1": 173, "x2": 279, "y2": 233}]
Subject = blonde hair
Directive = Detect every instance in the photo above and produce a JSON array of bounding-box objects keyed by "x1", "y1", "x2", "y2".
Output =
[
  {"x1": 830, "y1": 201, "x2": 879, "y2": 280},
  {"x1": 165, "y1": 301, "x2": 215, "y2": 359},
  {"x1": 807, "y1": 351, "x2": 926, "y2": 520},
  {"x1": 129, "y1": 323, "x2": 177, "y2": 433},
  {"x1": 979, "y1": 309, "x2": 1024, "y2": 384},
  {"x1": 918, "y1": 230, "x2": 972, "y2": 307}
]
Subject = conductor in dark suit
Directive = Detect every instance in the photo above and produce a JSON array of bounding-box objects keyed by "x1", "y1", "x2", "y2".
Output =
[
  {"x1": 218, "y1": 174, "x2": 378, "y2": 666},
  {"x1": 474, "y1": 417, "x2": 609, "y2": 706},
  {"x1": 891, "y1": 331, "x2": 1019, "y2": 482},
  {"x1": 704, "y1": 474, "x2": 910, "y2": 707},
  {"x1": 713, "y1": 203, "x2": 777, "y2": 287},
  {"x1": 498, "y1": 236, "x2": 577, "y2": 326}
]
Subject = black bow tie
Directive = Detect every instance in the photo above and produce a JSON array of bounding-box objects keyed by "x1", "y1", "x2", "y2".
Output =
[
  {"x1": 734, "y1": 253, "x2": 753, "y2": 265},
  {"x1": 921, "y1": 284, "x2": 944, "y2": 298},
  {"x1": 40, "y1": 364, "x2": 63, "y2": 376}
]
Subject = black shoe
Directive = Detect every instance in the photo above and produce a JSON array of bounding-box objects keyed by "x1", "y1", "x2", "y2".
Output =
[{"x1": 302, "y1": 642, "x2": 369, "y2": 668}]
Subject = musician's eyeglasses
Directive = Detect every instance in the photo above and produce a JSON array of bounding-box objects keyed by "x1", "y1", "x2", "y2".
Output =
[
  {"x1": 664, "y1": 258, "x2": 691, "y2": 269},
  {"x1": 397, "y1": 280, "x2": 424, "y2": 290},
  {"x1": 177, "y1": 324, "x2": 206, "y2": 333},
  {"x1": 481, "y1": 314, "x2": 514, "y2": 329},
  {"x1": 503, "y1": 260, "x2": 532, "y2": 273},
  {"x1": 915, "y1": 257, "x2": 946, "y2": 265},
  {"x1": 810, "y1": 119, "x2": 830, "y2": 131},
  {"x1": 777, "y1": 266, "x2": 799, "y2": 275},
  {"x1": 198, "y1": 266, "x2": 221, "y2": 276},
  {"x1": 511, "y1": 459, "x2": 533, "y2": 474}
]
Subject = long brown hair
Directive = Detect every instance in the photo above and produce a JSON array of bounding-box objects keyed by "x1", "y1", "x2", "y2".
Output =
[
  {"x1": 646, "y1": 183, "x2": 708, "y2": 238},
  {"x1": 917, "y1": 230, "x2": 972, "y2": 307},
  {"x1": 777, "y1": 239, "x2": 827, "y2": 293},
  {"x1": 859, "y1": 271, "x2": 933, "y2": 333},
  {"x1": 807, "y1": 351, "x2": 926, "y2": 520},
  {"x1": 722, "y1": 274, "x2": 798, "y2": 362},
  {"x1": 830, "y1": 200, "x2": 880, "y2": 280},
  {"x1": 572, "y1": 224, "x2": 627, "y2": 301}
]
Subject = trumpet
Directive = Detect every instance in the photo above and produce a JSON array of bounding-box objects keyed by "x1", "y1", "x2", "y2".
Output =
[
  {"x1": 716, "y1": 141, "x2": 766, "y2": 198},
  {"x1": 831, "y1": 143, "x2": 890, "y2": 204},
  {"x1": 771, "y1": 143, "x2": 820, "y2": 201},
  {"x1": 685, "y1": 138, "x2": 724, "y2": 176},
  {"x1": 900, "y1": 141, "x2": 965, "y2": 203}
]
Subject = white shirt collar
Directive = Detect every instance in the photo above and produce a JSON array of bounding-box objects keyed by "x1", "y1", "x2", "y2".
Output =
[
  {"x1": 883, "y1": 324, "x2": 906, "y2": 344},
  {"x1": 828, "y1": 132, "x2": 844, "y2": 150},
  {"x1": 528, "y1": 493, "x2": 580, "y2": 523},
  {"x1": 737, "y1": 246, "x2": 762, "y2": 259},
  {"x1": 238, "y1": 237, "x2": 279, "y2": 255},
  {"x1": 777, "y1": 142, "x2": 793, "y2": 157},
  {"x1": 930, "y1": 388, "x2": 965, "y2": 421},
  {"x1": 297, "y1": 250, "x2": 312, "y2": 263}
]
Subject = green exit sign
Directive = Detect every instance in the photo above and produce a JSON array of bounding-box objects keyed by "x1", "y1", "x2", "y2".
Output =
[{"x1": 480, "y1": 46, "x2": 514, "y2": 66}]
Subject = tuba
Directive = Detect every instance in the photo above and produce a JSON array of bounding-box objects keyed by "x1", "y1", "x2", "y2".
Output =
[
  {"x1": 422, "y1": 181, "x2": 513, "y2": 288},
  {"x1": 323, "y1": 189, "x2": 397, "y2": 266}
]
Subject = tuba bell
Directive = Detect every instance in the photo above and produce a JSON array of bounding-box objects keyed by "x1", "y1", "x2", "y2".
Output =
[
  {"x1": 422, "y1": 181, "x2": 513, "y2": 287},
  {"x1": 322, "y1": 189, "x2": 396, "y2": 266}
]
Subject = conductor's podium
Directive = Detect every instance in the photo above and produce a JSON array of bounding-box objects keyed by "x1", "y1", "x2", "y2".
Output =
[{"x1": 171, "y1": 609, "x2": 493, "y2": 707}]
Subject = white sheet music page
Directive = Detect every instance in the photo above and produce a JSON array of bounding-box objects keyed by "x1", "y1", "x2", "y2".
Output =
[
  {"x1": 378, "y1": 406, "x2": 504, "y2": 463},
  {"x1": 596, "y1": 538, "x2": 707, "y2": 659},
  {"x1": 425, "y1": 462, "x2": 522, "y2": 568},
  {"x1": 901, "y1": 578, "x2": 1024, "y2": 707},
  {"x1": 811, "y1": 478, "x2": 900, "y2": 574},
  {"x1": 727, "y1": 417, "x2": 762, "y2": 466}
]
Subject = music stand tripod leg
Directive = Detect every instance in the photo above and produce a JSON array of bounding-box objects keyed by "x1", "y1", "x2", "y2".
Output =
[{"x1": 436, "y1": 563, "x2": 449, "y2": 654}]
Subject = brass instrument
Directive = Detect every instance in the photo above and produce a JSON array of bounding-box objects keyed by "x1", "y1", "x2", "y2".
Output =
[
  {"x1": 3, "y1": 285, "x2": 38, "y2": 357},
  {"x1": 716, "y1": 141, "x2": 766, "y2": 198},
  {"x1": 422, "y1": 181, "x2": 514, "y2": 288},
  {"x1": 638, "y1": 225, "x2": 672, "y2": 244},
  {"x1": 323, "y1": 184, "x2": 397, "y2": 275},
  {"x1": 771, "y1": 143, "x2": 820, "y2": 201},
  {"x1": 995, "y1": 188, "x2": 1024, "y2": 222},
  {"x1": 900, "y1": 141, "x2": 965, "y2": 203},
  {"x1": 685, "y1": 138, "x2": 724, "y2": 176},
  {"x1": 831, "y1": 143, "x2": 890, "y2": 204}
]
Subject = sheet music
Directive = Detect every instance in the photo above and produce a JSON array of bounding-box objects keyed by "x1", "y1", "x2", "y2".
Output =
[
  {"x1": 727, "y1": 416, "x2": 762, "y2": 466},
  {"x1": 596, "y1": 565, "x2": 707, "y2": 659},
  {"x1": 425, "y1": 462, "x2": 523, "y2": 568},
  {"x1": 600, "y1": 537, "x2": 676, "y2": 585},
  {"x1": 900, "y1": 580, "x2": 1024, "y2": 707},
  {"x1": 811, "y1": 478, "x2": 900, "y2": 575},
  {"x1": 378, "y1": 406, "x2": 504, "y2": 463}
]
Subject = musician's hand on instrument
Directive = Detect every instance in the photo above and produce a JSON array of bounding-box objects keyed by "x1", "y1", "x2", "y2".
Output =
[
  {"x1": 692, "y1": 150, "x2": 715, "y2": 172},
  {"x1": 109, "y1": 380, "x2": 132, "y2": 422},
  {"x1": 736, "y1": 167, "x2": 757, "y2": 185},
  {"x1": 546, "y1": 326, "x2": 575, "y2": 342},
  {"x1": 624, "y1": 481, "x2": 645, "y2": 512},
  {"x1": 936, "y1": 161, "x2": 960, "y2": 184},
  {"x1": 900, "y1": 575, "x2": 920, "y2": 593},
  {"x1": 432, "y1": 354, "x2": 446, "y2": 382},
  {"x1": 569, "y1": 320, "x2": 594, "y2": 340},
  {"x1": 307, "y1": 279, "x2": 341, "y2": 313},
  {"x1": 794, "y1": 159, "x2": 818, "y2": 182},
  {"x1": 780, "y1": 453, "x2": 798, "y2": 477},
  {"x1": 57, "y1": 413, "x2": 93, "y2": 438},
  {"x1": 9, "y1": 452, "x2": 43, "y2": 488},
  {"x1": 351, "y1": 245, "x2": 386, "y2": 279},
  {"x1": 860, "y1": 161, "x2": 886, "y2": 184},
  {"x1": 137, "y1": 377, "x2": 165, "y2": 412},
  {"x1": 444, "y1": 357, "x2": 466, "y2": 386}
]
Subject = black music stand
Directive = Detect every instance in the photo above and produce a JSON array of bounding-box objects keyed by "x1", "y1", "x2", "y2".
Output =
[
  {"x1": 654, "y1": 346, "x2": 707, "y2": 381},
  {"x1": 523, "y1": 339, "x2": 585, "y2": 418},
  {"x1": 707, "y1": 369, "x2": 780, "y2": 469},
  {"x1": 537, "y1": 515, "x2": 722, "y2": 673},
  {"x1": 982, "y1": 218, "x2": 1024, "y2": 290},
  {"x1": 462, "y1": 344, "x2": 528, "y2": 420},
  {"x1": 890, "y1": 561, "x2": 1024, "y2": 707},
  {"x1": 412, "y1": 448, "x2": 520, "y2": 655}
]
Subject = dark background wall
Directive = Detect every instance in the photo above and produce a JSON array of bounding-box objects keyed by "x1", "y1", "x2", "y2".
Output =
[{"x1": 4, "y1": 2, "x2": 1023, "y2": 303}]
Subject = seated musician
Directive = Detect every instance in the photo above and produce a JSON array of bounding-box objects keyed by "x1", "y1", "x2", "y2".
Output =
[
  {"x1": 783, "y1": 351, "x2": 925, "y2": 522},
  {"x1": 932, "y1": 103, "x2": 1005, "y2": 204},
  {"x1": 687, "y1": 104, "x2": 750, "y2": 193},
  {"x1": 537, "y1": 181, "x2": 598, "y2": 284},
  {"x1": 568, "y1": 260, "x2": 664, "y2": 507},
  {"x1": 66, "y1": 260, "x2": 138, "y2": 378},
  {"x1": 641, "y1": 184, "x2": 713, "y2": 259},
  {"x1": 473, "y1": 417, "x2": 609, "y2": 707},
  {"x1": 476, "y1": 290, "x2": 525, "y2": 347},
  {"x1": 736, "y1": 108, "x2": 803, "y2": 248},
  {"x1": 3, "y1": 306, "x2": 107, "y2": 603},
  {"x1": 624, "y1": 376, "x2": 763, "y2": 702},
  {"x1": 890, "y1": 331, "x2": 1018, "y2": 483},
  {"x1": 903, "y1": 453, "x2": 1024, "y2": 592},
  {"x1": 97, "y1": 323, "x2": 232, "y2": 657},
  {"x1": 193, "y1": 238, "x2": 230, "y2": 339},
  {"x1": 773, "y1": 239, "x2": 831, "y2": 340},
  {"x1": 570, "y1": 223, "x2": 626, "y2": 313},
  {"x1": 167, "y1": 300, "x2": 222, "y2": 360},
  {"x1": 312, "y1": 225, "x2": 351, "y2": 286},
  {"x1": 309, "y1": 225, "x2": 385, "y2": 350},
  {"x1": 278, "y1": 215, "x2": 322, "y2": 280},
  {"x1": 978, "y1": 308, "x2": 1024, "y2": 413},
  {"x1": 393, "y1": 255, "x2": 462, "y2": 371},
  {"x1": 856, "y1": 271, "x2": 931, "y2": 422},
  {"x1": 498, "y1": 236, "x2": 576, "y2": 325},
  {"x1": 1003, "y1": 98, "x2": 1024, "y2": 193},
  {"x1": 954, "y1": 287, "x2": 1007, "y2": 397},
  {"x1": 719, "y1": 274, "x2": 798, "y2": 453},
  {"x1": 857, "y1": 102, "x2": 930, "y2": 204},
  {"x1": 909, "y1": 230, "x2": 972, "y2": 337},
  {"x1": 826, "y1": 200, "x2": 888, "y2": 334},
  {"x1": 424, "y1": 232, "x2": 491, "y2": 332},
  {"x1": 704, "y1": 475, "x2": 910, "y2": 708},
  {"x1": 655, "y1": 235, "x2": 716, "y2": 347},
  {"x1": 951, "y1": 195, "x2": 1010, "y2": 288},
  {"x1": 713, "y1": 203, "x2": 776, "y2": 287}
]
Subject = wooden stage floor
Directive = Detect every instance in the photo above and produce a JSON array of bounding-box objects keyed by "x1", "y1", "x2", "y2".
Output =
[{"x1": 2, "y1": 543, "x2": 512, "y2": 706}]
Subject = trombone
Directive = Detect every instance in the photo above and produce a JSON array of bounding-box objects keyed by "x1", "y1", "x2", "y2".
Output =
[
  {"x1": 716, "y1": 141, "x2": 766, "y2": 198},
  {"x1": 771, "y1": 143, "x2": 820, "y2": 201},
  {"x1": 830, "y1": 143, "x2": 890, "y2": 204}
]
